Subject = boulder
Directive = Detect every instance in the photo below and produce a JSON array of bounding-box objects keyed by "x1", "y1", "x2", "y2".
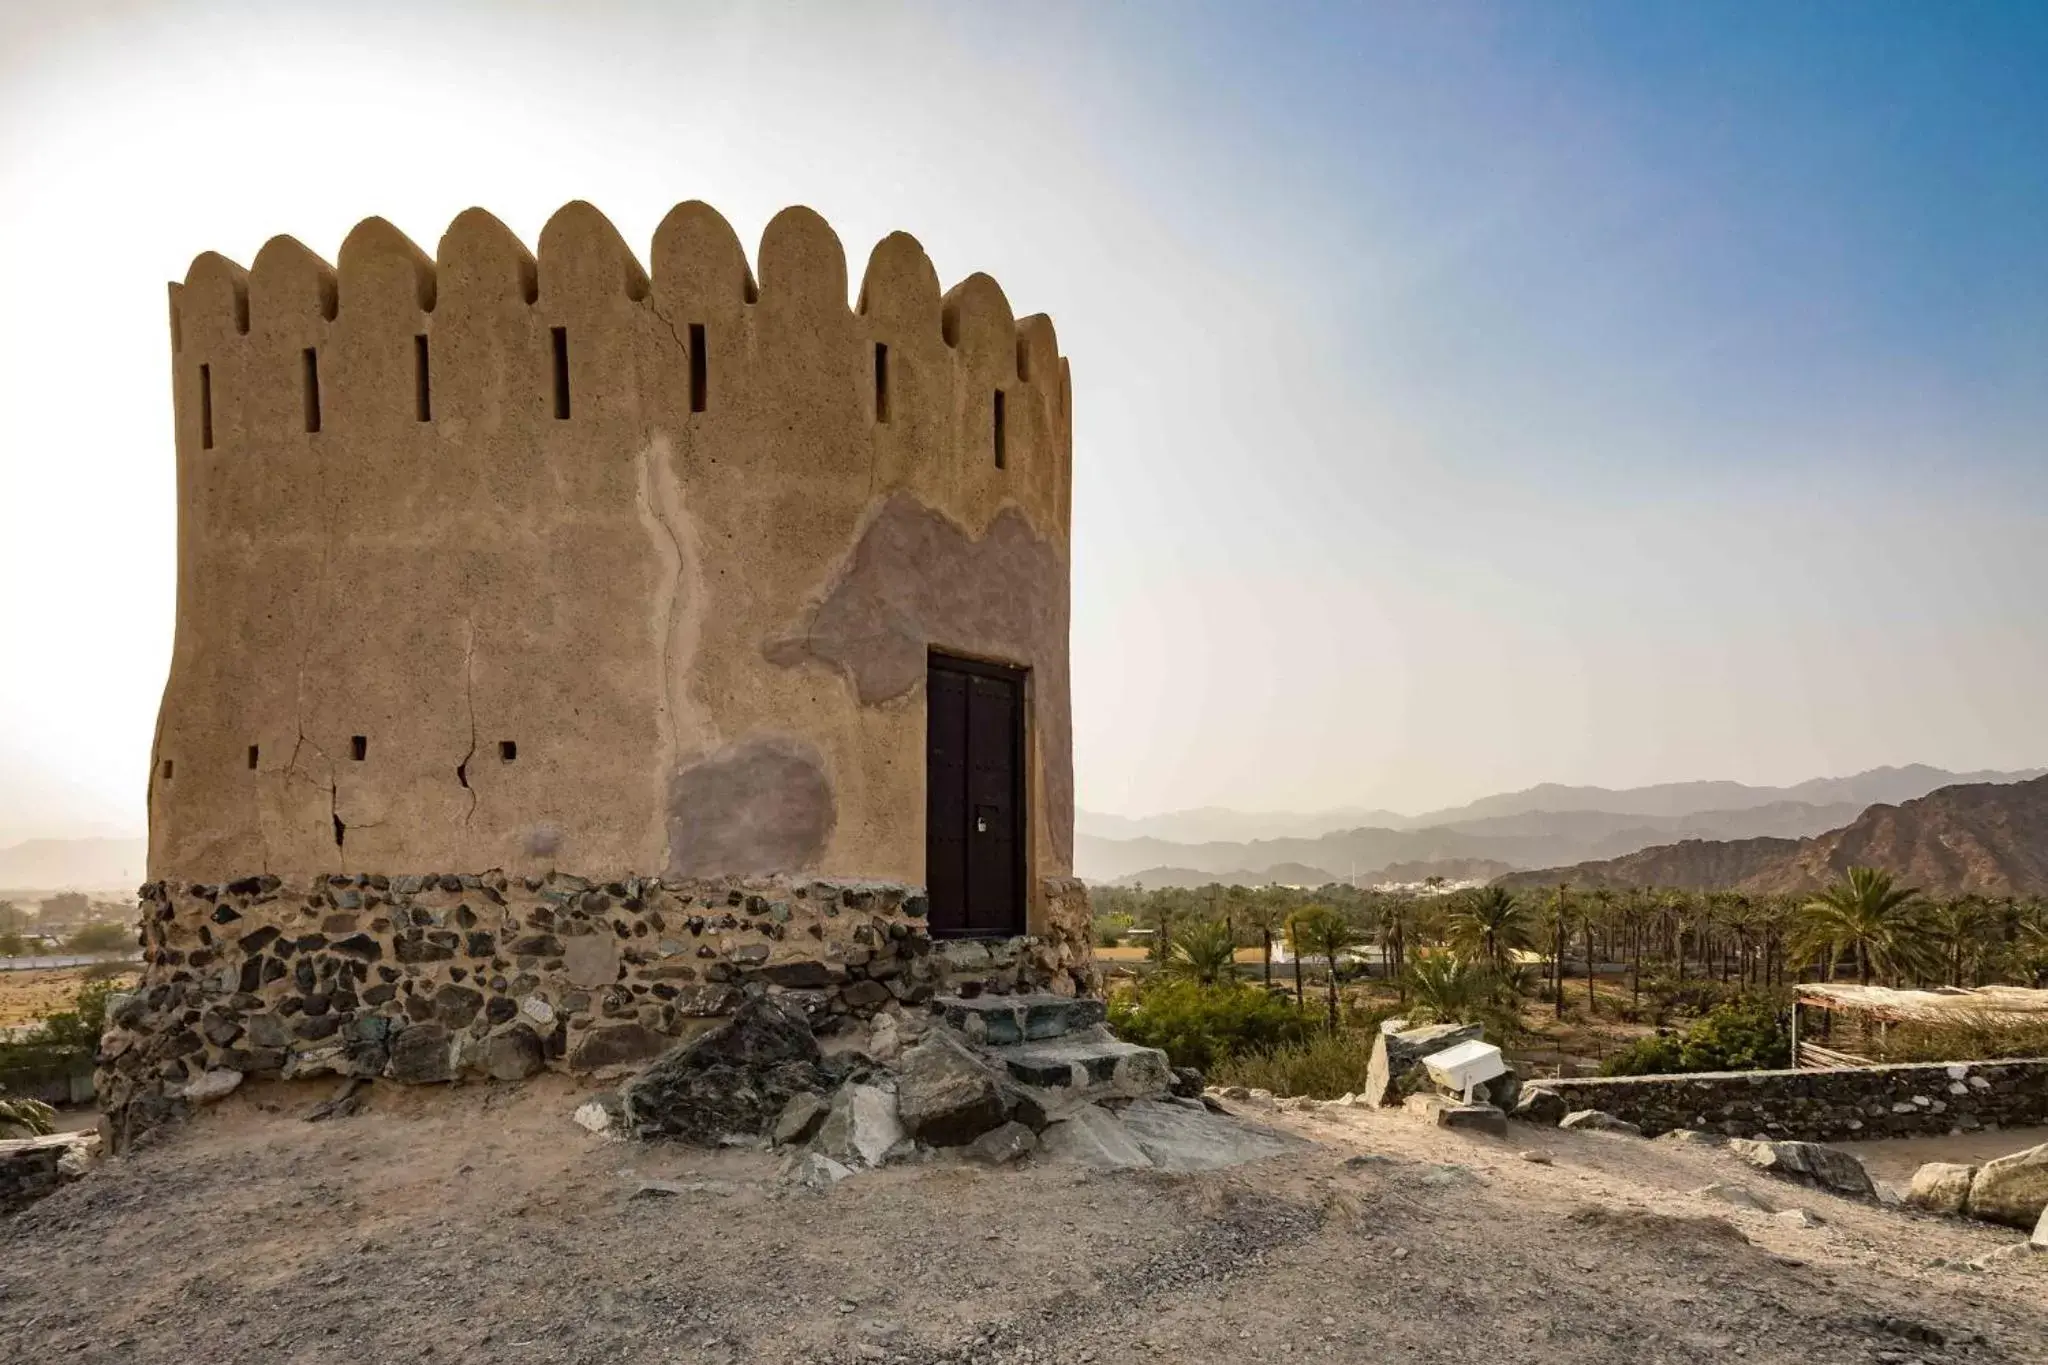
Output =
[
  {"x1": 792, "y1": 1152, "x2": 854, "y2": 1190},
  {"x1": 811, "y1": 1083, "x2": 906, "y2": 1169},
  {"x1": 620, "y1": 996, "x2": 828, "y2": 1144},
  {"x1": 2033, "y1": 1203, "x2": 2047, "y2": 1250},
  {"x1": 966, "y1": 1120, "x2": 1038, "y2": 1166},
  {"x1": 1512, "y1": 1088, "x2": 1570, "y2": 1126},
  {"x1": 1364, "y1": 1022, "x2": 1483, "y2": 1108},
  {"x1": 1559, "y1": 1110, "x2": 1642, "y2": 1137},
  {"x1": 773, "y1": 1091, "x2": 829, "y2": 1147},
  {"x1": 1905, "y1": 1162, "x2": 1978, "y2": 1217},
  {"x1": 1038, "y1": 1103, "x2": 1153, "y2": 1170},
  {"x1": 1964, "y1": 1143, "x2": 2048, "y2": 1230},
  {"x1": 1170, "y1": 1067, "x2": 1206, "y2": 1100},
  {"x1": 1656, "y1": 1128, "x2": 1729, "y2": 1150},
  {"x1": 1727, "y1": 1139, "x2": 1877, "y2": 1202},
  {"x1": 894, "y1": 1031, "x2": 1006, "y2": 1146},
  {"x1": 1476, "y1": 1064, "x2": 1520, "y2": 1112}
]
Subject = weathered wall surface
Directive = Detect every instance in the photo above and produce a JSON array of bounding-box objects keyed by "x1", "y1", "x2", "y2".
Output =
[
  {"x1": 152, "y1": 200, "x2": 1073, "y2": 920},
  {"x1": 1528, "y1": 1061, "x2": 2048, "y2": 1142},
  {"x1": 98, "y1": 871, "x2": 1099, "y2": 1146}
]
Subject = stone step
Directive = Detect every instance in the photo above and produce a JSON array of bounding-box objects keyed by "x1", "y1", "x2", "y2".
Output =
[
  {"x1": 990, "y1": 1035, "x2": 1171, "y2": 1102},
  {"x1": 932, "y1": 993, "x2": 1106, "y2": 1046}
]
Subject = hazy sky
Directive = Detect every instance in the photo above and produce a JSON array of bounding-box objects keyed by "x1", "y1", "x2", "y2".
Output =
[{"x1": 2, "y1": 0, "x2": 2044, "y2": 841}]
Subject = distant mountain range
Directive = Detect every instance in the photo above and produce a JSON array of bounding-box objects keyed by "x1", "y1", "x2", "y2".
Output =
[
  {"x1": 1116, "y1": 857, "x2": 1516, "y2": 891},
  {"x1": 1496, "y1": 774, "x2": 2048, "y2": 898},
  {"x1": 1076, "y1": 766, "x2": 2044, "y2": 885},
  {"x1": 0, "y1": 837, "x2": 147, "y2": 895}
]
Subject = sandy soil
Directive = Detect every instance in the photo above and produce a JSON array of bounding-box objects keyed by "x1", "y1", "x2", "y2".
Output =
[
  {"x1": 3, "y1": 1078, "x2": 2042, "y2": 1365},
  {"x1": 0, "y1": 965, "x2": 136, "y2": 1030}
]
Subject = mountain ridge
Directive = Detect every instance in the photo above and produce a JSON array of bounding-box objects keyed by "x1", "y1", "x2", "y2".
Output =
[{"x1": 1495, "y1": 774, "x2": 2048, "y2": 897}]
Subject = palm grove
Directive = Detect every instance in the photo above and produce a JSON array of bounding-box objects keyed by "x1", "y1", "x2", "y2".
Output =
[{"x1": 1092, "y1": 870, "x2": 2048, "y2": 1096}]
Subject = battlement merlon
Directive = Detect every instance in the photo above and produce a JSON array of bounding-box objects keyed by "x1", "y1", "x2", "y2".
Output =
[{"x1": 165, "y1": 200, "x2": 1071, "y2": 545}]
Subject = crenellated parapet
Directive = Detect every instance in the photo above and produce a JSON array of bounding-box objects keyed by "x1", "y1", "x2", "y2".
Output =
[{"x1": 152, "y1": 200, "x2": 1074, "y2": 901}]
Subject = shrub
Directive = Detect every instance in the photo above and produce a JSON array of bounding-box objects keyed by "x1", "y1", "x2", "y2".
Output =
[
  {"x1": 1213, "y1": 1029, "x2": 1378, "y2": 1099},
  {"x1": 1107, "y1": 979, "x2": 1308, "y2": 1073},
  {"x1": 1600, "y1": 1032, "x2": 1686, "y2": 1076},
  {"x1": 1600, "y1": 1001, "x2": 1789, "y2": 1076},
  {"x1": 66, "y1": 920, "x2": 133, "y2": 955},
  {"x1": 1093, "y1": 913, "x2": 1134, "y2": 948}
]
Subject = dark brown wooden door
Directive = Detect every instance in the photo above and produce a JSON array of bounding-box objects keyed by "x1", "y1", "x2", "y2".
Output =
[{"x1": 926, "y1": 653, "x2": 1025, "y2": 937}]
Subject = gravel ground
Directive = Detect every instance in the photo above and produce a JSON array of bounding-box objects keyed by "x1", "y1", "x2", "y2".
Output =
[{"x1": 2, "y1": 1075, "x2": 2043, "y2": 1365}]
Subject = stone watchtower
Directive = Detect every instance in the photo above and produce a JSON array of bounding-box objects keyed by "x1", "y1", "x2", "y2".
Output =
[{"x1": 102, "y1": 201, "x2": 1091, "y2": 1136}]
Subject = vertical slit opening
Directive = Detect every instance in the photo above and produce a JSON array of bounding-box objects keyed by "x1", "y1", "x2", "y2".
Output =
[
  {"x1": 333, "y1": 814, "x2": 346, "y2": 849},
  {"x1": 499, "y1": 740, "x2": 518, "y2": 762},
  {"x1": 302, "y1": 347, "x2": 321, "y2": 433},
  {"x1": 688, "y1": 323, "x2": 707, "y2": 413},
  {"x1": 993, "y1": 389, "x2": 1006, "y2": 468},
  {"x1": 161, "y1": 759, "x2": 174, "y2": 781},
  {"x1": 199, "y1": 364, "x2": 214, "y2": 449},
  {"x1": 551, "y1": 326, "x2": 571, "y2": 419},
  {"x1": 247, "y1": 745, "x2": 259, "y2": 771},
  {"x1": 350, "y1": 735, "x2": 368, "y2": 761},
  {"x1": 874, "y1": 343, "x2": 890, "y2": 424},
  {"x1": 414, "y1": 334, "x2": 432, "y2": 421}
]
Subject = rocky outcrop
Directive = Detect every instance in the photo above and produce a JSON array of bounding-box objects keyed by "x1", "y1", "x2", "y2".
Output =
[
  {"x1": 1727, "y1": 1139, "x2": 1877, "y2": 1201},
  {"x1": 894, "y1": 1033, "x2": 1007, "y2": 1146}
]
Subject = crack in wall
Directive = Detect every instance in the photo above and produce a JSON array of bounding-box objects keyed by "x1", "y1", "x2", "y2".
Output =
[{"x1": 455, "y1": 618, "x2": 479, "y2": 828}]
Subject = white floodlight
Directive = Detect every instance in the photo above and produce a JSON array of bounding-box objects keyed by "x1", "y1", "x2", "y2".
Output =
[{"x1": 1421, "y1": 1039, "x2": 1506, "y2": 1103}]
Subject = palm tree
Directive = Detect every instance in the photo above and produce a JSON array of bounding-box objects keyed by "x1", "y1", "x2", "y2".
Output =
[
  {"x1": 1796, "y1": 867, "x2": 1929, "y2": 986},
  {"x1": 1289, "y1": 905, "x2": 1361, "y2": 1030},
  {"x1": 1163, "y1": 918, "x2": 1239, "y2": 987},
  {"x1": 1925, "y1": 896, "x2": 1987, "y2": 988},
  {"x1": 1545, "y1": 885, "x2": 1571, "y2": 1019},
  {"x1": 1448, "y1": 886, "x2": 1531, "y2": 974},
  {"x1": 1239, "y1": 890, "x2": 1287, "y2": 987}
]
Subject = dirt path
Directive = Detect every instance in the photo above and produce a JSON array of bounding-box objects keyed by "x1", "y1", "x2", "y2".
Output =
[{"x1": 2, "y1": 1078, "x2": 2042, "y2": 1365}]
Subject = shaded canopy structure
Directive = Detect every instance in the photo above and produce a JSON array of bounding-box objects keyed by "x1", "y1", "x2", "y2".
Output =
[{"x1": 1791, "y1": 984, "x2": 2048, "y2": 1067}]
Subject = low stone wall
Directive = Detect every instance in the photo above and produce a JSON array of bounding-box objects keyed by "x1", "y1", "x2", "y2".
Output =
[
  {"x1": 1528, "y1": 1059, "x2": 2048, "y2": 1142},
  {"x1": 97, "y1": 871, "x2": 1096, "y2": 1148}
]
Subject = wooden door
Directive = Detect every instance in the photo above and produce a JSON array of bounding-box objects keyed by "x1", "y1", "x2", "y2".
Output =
[{"x1": 926, "y1": 653, "x2": 1025, "y2": 937}]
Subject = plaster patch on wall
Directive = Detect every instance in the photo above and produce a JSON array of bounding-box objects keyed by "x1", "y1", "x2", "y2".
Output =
[
  {"x1": 765, "y1": 491, "x2": 1073, "y2": 866},
  {"x1": 666, "y1": 736, "x2": 836, "y2": 878},
  {"x1": 636, "y1": 433, "x2": 713, "y2": 774}
]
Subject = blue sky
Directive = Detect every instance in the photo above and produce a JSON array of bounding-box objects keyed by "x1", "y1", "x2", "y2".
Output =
[{"x1": 0, "y1": 0, "x2": 2043, "y2": 839}]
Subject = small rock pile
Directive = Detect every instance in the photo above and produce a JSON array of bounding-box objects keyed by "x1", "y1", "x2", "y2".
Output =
[{"x1": 578, "y1": 992, "x2": 1292, "y2": 1182}]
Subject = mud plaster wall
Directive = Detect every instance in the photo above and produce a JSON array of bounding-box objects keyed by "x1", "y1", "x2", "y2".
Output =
[{"x1": 152, "y1": 200, "x2": 1074, "y2": 926}]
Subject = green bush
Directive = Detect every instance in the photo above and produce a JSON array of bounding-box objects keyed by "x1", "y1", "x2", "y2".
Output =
[
  {"x1": 1107, "y1": 979, "x2": 1308, "y2": 1073},
  {"x1": 1600, "y1": 1001, "x2": 1789, "y2": 1076},
  {"x1": 1212, "y1": 1029, "x2": 1379, "y2": 1099},
  {"x1": 0, "y1": 977, "x2": 117, "y2": 1096},
  {"x1": 1093, "y1": 914, "x2": 1133, "y2": 948}
]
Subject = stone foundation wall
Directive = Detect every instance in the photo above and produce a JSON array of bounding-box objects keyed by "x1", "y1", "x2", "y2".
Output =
[
  {"x1": 98, "y1": 870, "x2": 1095, "y2": 1147},
  {"x1": 1529, "y1": 1059, "x2": 2048, "y2": 1142}
]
